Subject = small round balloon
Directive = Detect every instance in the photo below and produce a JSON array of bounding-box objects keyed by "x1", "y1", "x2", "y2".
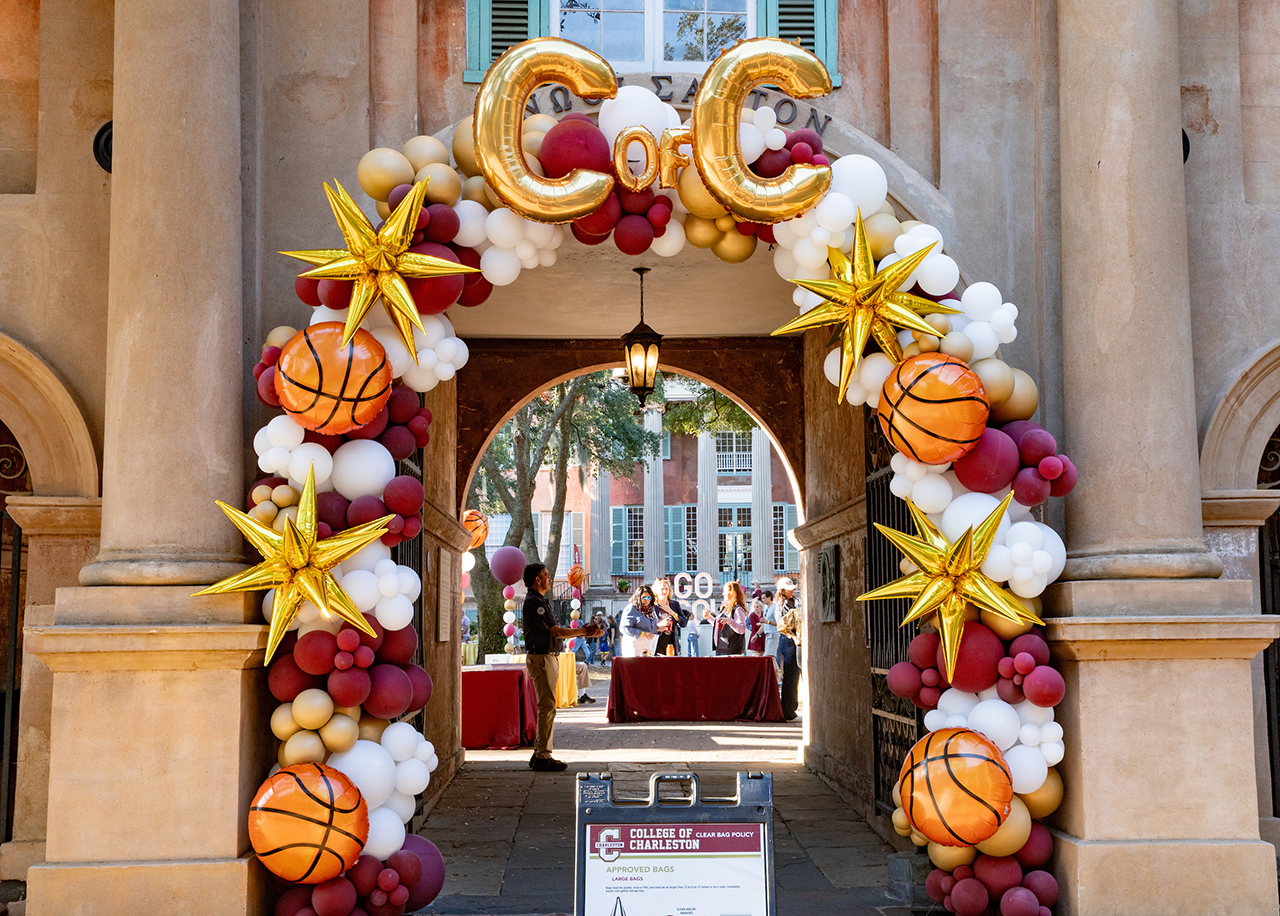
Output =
[
  {"x1": 461, "y1": 509, "x2": 489, "y2": 549},
  {"x1": 490, "y1": 545, "x2": 528, "y2": 586}
]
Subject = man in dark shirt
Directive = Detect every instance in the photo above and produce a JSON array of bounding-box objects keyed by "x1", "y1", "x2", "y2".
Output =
[{"x1": 522, "y1": 562, "x2": 601, "y2": 771}]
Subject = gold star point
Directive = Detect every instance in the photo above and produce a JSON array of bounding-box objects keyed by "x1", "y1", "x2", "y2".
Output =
[
  {"x1": 194, "y1": 466, "x2": 394, "y2": 662},
  {"x1": 281, "y1": 179, "x2": 480, "y2": 361},
  {"x1": 857, "y1": 492, "x2": 1043, "y2": 680},
  {"x1": 771, "y1": 209, "x2": 960, "y2": 403}
]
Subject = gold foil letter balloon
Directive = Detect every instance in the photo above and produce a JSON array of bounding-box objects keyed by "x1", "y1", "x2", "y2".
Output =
[
  {"x1": 473, "y1": 38, "x2": 617, "y2": 222},
  {"x1": 691, "y1": 38, "x2": 833, "y2": 224}
]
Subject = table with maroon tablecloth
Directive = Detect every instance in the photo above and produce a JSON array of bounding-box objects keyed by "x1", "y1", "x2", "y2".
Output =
[
  {"x1": 461, "y1": 666, "x2": 538, "y2": 749},
  {"x1": 606, "y1": 656, "x2": 784, "y2": 723}
]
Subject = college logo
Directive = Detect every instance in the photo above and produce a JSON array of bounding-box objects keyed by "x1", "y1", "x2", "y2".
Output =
[{"x1": 595, "y1": 827, "x2": 624, "y2": 862}]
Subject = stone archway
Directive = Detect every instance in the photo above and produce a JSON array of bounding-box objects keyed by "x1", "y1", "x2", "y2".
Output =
[
  {"x1": 1201, "y1": 337, "x2": 1280, "y2": 493},
  {"x1": 455, "y1": 336, "x2": 805, "y2": 515}
]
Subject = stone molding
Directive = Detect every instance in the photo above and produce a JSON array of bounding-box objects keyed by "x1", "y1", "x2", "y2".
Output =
[
  {"x1": 25, "y1": 624, "x2": 267, "y2": 672},
  {"x1": 422, "y1": 499, "x2": 472, "y2": 553},
  {"x1": 3, "y1": 496, "x2": 101, "y2": 536},
  {"x1": 1200, "y1": 336, "x2": 1280, "y2": 491},
  {"x1": 1046, "y1": 615, "x2": 1280, "y2": 660},
  {"x1": 1202, "y1": 489, "x2": 1280, "y2": 527},
  {"x1": 1044, "y1": 577, "x2": 1254, "y2": 617},
  {"x1": 0, "y1": 333, "x2": 98, "y2": 498},
  {"x1": 790, "y1": 496, "x2": 866, "y2": 551}
]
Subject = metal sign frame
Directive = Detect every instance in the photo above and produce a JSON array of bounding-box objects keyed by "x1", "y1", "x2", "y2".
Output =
[{"x1": 575, "y1": 770, "x2": 776, "y2": 916}]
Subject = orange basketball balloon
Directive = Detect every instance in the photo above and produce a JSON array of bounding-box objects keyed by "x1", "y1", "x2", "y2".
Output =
[
  {"x1": 274, "y1": 323, "x2": 392, "y2": 435},
  {"x1": 461, "y1": 509, "x2": 489, "y2": 550},
  {"x1": 567, "y1": 563, "x2": 585, "y2": 588},
  {"x1": 248, "y1": 763, "x2": 369, "y2": 883},
  {"x1": 899, "y1": 727, "x2": 1012, "y2": 847},
  {"x1": 878, "y1": 354, "x2": 989, "y2": 465}
]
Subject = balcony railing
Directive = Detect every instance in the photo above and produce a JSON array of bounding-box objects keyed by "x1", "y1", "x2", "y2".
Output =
[{"x1": 716, "y1": 451, "x2": 752, "y2": 474}]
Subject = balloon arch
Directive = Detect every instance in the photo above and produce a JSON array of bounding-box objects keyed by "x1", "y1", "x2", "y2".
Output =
[{"x1": 205, "y1": 36, "x2": 1076, "y2": 916}]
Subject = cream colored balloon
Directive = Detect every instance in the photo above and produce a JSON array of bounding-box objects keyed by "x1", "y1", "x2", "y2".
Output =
[
  {"x1": 939, "y1": 331, "x2": 975, "y2": 363},
  {"x1": 683, "y1": 215, "x2": 722, "y2": 249},
  {"x1": 452, "y1": 115, "x2": 481, "y2": 177},
  {"x1": 265, "y1": 326, "x2": 299, "y2": 350},
  {"x1": 249, "y1": 502, "x2": 278, "y2": 525},
  {"x1": 271, "y1": 703, "x2": 302, "y2": 741},
  {"x1": 902, "y1": 342, "x2": 922, "y2": 358},
  {"x1": 971, "y1": 358, "x2": 1015, "y2": 406},
  {"x1": 900, "y1": 219, "x2": 922, "y2": 232},
  {"x1": 359, "y1": 713, "x2": 390, "y2": 742},
  {"x1": 523, "y1": 113, "x2": 559, "y2": 134},
  {"x1": 891, "y1": 806, "x2": 912, "y2": 836},
  {"x1": 678, "y1": 166, "x2": 728, "y2": 220},
  {"x1": 712, "y1": 230, "x2": 757, "y2": 263},
  {"x1": 975, "y1": 796, "x2": 1031, "y2": 856},
  {"x1": 272, "y1": 505, "x2": 299, "y2": 533},
  {"x1": 876, "y1": 199, "x2": 897, "y2": 216},
  {"x1": 980, "y1": 607, "x2": 1034, "y2": 640},
  {"x1": 319, "y1": 713, "x2": 360, "y2": 754},
  {"x1": 916, "y1": 334, "x2": 940, "y2": 353},
  {"x1": 271, "y1": 485, "x2": 298, "y2": 507},
  {"x1": 334, "y1": 704, "x2": 362, "y2": 721},
  {"x1": 401, "y1": 135, "x2": 450, "y2": 172},
  {"x1": 863, "y1": 212, "x2": 902, "y2": 261},
  {"x1": 925, "y1": 314, "x2": 952, "y2": 335},
  {"x1": 417, "y1": 163, "x2": 463, "y2": 206},
  {"x1": 1020, "y1": 767, "x2": 1063, "y2": 819},
  {"x1": 461, "y1": 175, "x2": 494, "y2": 208},
  {"x1": 927, "y1": 841, "x2": 978, "y2": 870},
  {"x1": 291, "y1": 688, "x2": 335, "y2": 731},
  {"x1": 990, "y1": 368, "x2": 1039, "y2": 423},
  {"x1": 358, "y1": 148, "x2": 416, "y2": 202},
  {"x1": 522, "y1": 131, "x2": 546, "y2": 161},
  {"x1": 376, "y1": 200, "x2": 392, "y2": 219},
  {"x1": 251, "y1": 484, "x2": 274, "y2": 505},
  {"x1": 283, "y1": 729, "x2": 327, "y2": 766}
]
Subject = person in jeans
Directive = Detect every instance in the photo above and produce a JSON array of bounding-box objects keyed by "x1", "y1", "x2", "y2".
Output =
[
  {"x1": 775, "y1": 577, "x2": 802, "y2": 721},
  {"x1": 760, "y1": 590, "x2": 780, "y2": 678},
  {"x1": 522, "y1": 562, "x2": 601, "y2": 772}
]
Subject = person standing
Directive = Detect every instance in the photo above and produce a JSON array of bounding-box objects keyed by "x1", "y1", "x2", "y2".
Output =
[
  {"x1": 745, "y1": 598, "x2": 766, "y2": 656},
  {"x1": 759, "y1": 590, "x2": 780, "y2": 678},
  {"x1": 713, "y1": 581, "x2": 748, "y2": 656},
  {"x1": 775, "y1": 577, "x2": 802, "y2": 721},
  {"x1": 652, "y1": 577, "x2": 688, "y2": 656},
  {"x1": 619, "y1": 585, "x2": 670, "y2": 657},
  {"x1": 522, "y1": 563, "x2": 600, "y2": 772}
]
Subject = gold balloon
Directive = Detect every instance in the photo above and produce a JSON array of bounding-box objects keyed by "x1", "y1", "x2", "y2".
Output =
[
  {"x1": 522, "y1": 130, "x2": 546, "y2": 161},
  {"x1": 401, "y1": 135, "x2": 450, "y2": 172},
  {"x1": 971, "y1": 357, "x2": 1015, "y2": 406},
  {"x1": 975, "y1": 796, "x2": 1031, "y2": 856},
  {"x1": 272, "y1": 485, "x2": 298, "y2": 507},
  {"x1": 863, "y1": 212, "x2": 902, "y2": 260},
  {"x1": 292, "y1": 687, "x2": 335, "y2": 731},
  {"x1": 319, "y1": 713, "x2": 360, "y2": 754},
  {"x1": 1020, "y1": 767, "x2": 1063, "y2": 819},
  {"x1": 891, "y1": 806, "x2": 912, "y2": 836},
  {"x1": 334, "y1": 704, "x2": 362, "y2": 720},
  {"x1": 980, "y1": 606, "x2": 1034, "y2": 640},
  {"x1": 271, "y1": 703, "x2": 302, "y2": 741},
  {"x1": 612, "y1": 126, "x2": 660, "y2": 193},
  {"x1": 265, "y1": 326, "x2": 299, "y2": 350},
  {"x1": 714, "y1": 214, "x2": 737, "y2": 232},
  {"x1": 659, "y1": 127, "x2": 692, "y2": 189},
  {"x1": 271, "y1": 505, "x2": 298, "y2": 533},
  {"x1": 917, "y1": 334, "x2": 940, "y2": 352},
  {"x1": 251, "y1": 484, "x2": 274, "y2": 505},
  {"x1": 690, "y1": 38, "x2": 832, "y2": 223},
  {"x1": 452, "y1": 115, "x2": 481, "y2": 177},
  {"x1": 939, "y1": 331, "x2": 975, "y2": 363},
  {"x1": 712, "y1": 229, "x2": 757, "y2": 263},
  {"x1": 925, "y1": 314, "x2": 952, "y2": 335},
  {"x1": 678, "y1": 165, "x2": 727, "y2": 219},
  {"x1": 523, "y1": 113, "x2": 559, "y2": 135},
  {"x1": 461, "y1": 175, "x2": 493, "y2": 208},
  {"x1": 927, "y1": 842, "x2": 978, "y2": 871},
  {"x1": 877, "y1": 199, "x2": 897, "y2": 216},
  {"x1": 683, "y1": 215, "x2": 722, "y2": 249},
  {"x1": 910, "y1": 831, "x2": 929, "y2": 847},
  {"x1": 282, "y1": 729, "x2": 327, "y2": 766},
  {"x1": 249, "y1": 502, "x2": 278, "y2": 525},
  {"x1": 990, "y1": 368, "x2": 1039, "y2": 423},
  {"x1": 357, "y1": 148, "x2": 416, "y2": 202},
  {"x1": 474, "y1": 38, "x2": 617, "y2": 222},
  {"x1": 358, "y1": 714, "x2": 390, "y2": 742},
  {"x1": 902, "y1": 342, "x2": 922, "y2": 358},
  {"x1": 416, "y1": 162, "x2": 462, "y2": 206}
]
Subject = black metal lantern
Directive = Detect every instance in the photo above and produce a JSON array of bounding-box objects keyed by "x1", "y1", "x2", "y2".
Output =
[{"x1": 621, "y1": 267, "x2": 661, "y2": 406}]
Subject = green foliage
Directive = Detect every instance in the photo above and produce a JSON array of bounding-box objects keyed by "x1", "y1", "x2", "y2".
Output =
[{"x1": 658, "y1": 373, "x2": 755, "y2": 437}]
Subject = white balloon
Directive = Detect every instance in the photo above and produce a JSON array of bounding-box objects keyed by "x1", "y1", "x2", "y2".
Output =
[
  {"x1": 344, "y1": 540, "x2": 392, "y2": 573},
  {"x1": 598, "y1": 85, "x2": 669, "y2": 149},
  {"x1": 452, "y1": 339, "x2": 470, "y2": 370},
  {"x1": 414, "y1": 315, "x2": 448, "y2": 351},
  {"x1": 845, "y1": 380, "x2": 869, "y2": 405},
  {"x1": 364, "y1": 806, "x2": 407, "y2": 860},
  {"x1": 395, "y1": 757, "x2": 432, "y2": 795},
  {"x1": 296, "y1": 601, "x2": 320, "y2": 625},
  {"x1": 378, "y1": 573, "x2": 402, "y2": 597},
  {"x1": 740, "y1": 122, "x2": 766, "y2": 164},
  {"x1": 809, "y1": 226, "x2": 831, "y2": 247},
  {"x1": 890, "y1": 452, "x2": 910, "y2": 474},
  {"x1": 981, "y1": 544, "x2": 1014, "y2": 583},
  {"x1": 858, "y1": 352, "x2": 895, "y2": 393},
  {"x1": 537, "y1": 247, "x2": 558, "y2": 267},
  {"x1": 381, "y1": 721, "x2": 422, "y2": 762},
  {"x1": 453, "y1": 200, "x2": 490, "y2": 247},
  {"x1": 1004, "y1": 744, "x2": 1049, "y2": 794},
  {"x1": 371, "y1": 328, "x2": 413, "y2": 378},
  {"x1": 945, "y1": 714, "x2": 969, "y2": 729},
  {"x1": 966, "y1": 698, "x2": 1022, "y2": 750},
  {"x1": 480, "y1": 246, "x2": 521, "y2": 287},
  {"x1": 907, "y1": 223, "x2": 945, "y2": 246},
  {"x1": 792, "y1": 238, "x2": 828, "y2": 269},
  {"x1": 434, "y1": 337, "x2": 460, "y2": 365},
  {"x1": 340, "y1": 569, "x2": 381, "y2": 612},
  {"x1": 1019, "y1": 723, "x2": 1043, "y2": 747},
  {"x1": 651, "y1": 219, "x2": 687, "y2": 257},
  {"x1": 414, "y1": 739, "x2": 436, "y2": 764},
  {"x1": 1040, "y1": 721, "x2": 1064, "y2": 744},
  {"x1": 937, "y1": 689, "x2": 980, "y2": 719},
  {"x1": 435, "y1": 361, "x2": 456, "y2": 382},
  {"x1": 904, "y1": 460, "x2": 928, "y2": 482},
  {"x1": 772, "y1": 219, "x2": 797, "y2": 249},
  {"x1": 398, "y1": 566, "x2": 422, "y2": 601},
  {"x1": 916, "y1": 254, "x2": 960, "y2": 296},
  {"x1": 764, "y1": 127, "x2": 787, "y2": 150},
  {"x1": 503, "y1": 610, "x2": 516, "y2": 624},
  {"x1": 310, "y1": 305, "x2": 349, "y2": 326},
  {"x1": 287, "y1": 444, "x2": 333, "y2": 487},
  {"x1": 383, "y1": 789, "x2": 418, "y2": 823},
  {"x1": 401, "y1": 362, "x2": 439, "y2": 393},
  {"x1": 253, "y1": 426, "x2": 273, "y2": 457},
  {"x1": 257, "y1": 451, "x2": 276, "y2": 474},
  {"x1": 375, "y1": 593, "x2": 414, "y2": 631},
  {"x1": 514, "y1": 239, "x2": 537, "y2": 262},
  {"x1": 328, "y1": 740, "x2": 398, "y2": 809},
  {"x1": 330, "y1": 439, "x2": 397, "y2": 501},
  {"x1": 960, "y1": 281, "x2": 1002, "y2": 321},
  {"x1": 923, "y1": 709, "x2": 948, "y2": 732},
  {"x1": 1030, "y1": 550, "x2": 1054, "y2": 575},
  {"x1": 1007, "y1": 521, "x2": 1045, "y2": 550},
  {"x1": 265, "y1": 446, "x2": 292, "y2": 474},
  {"x1": 827, "y1": 154, "x2": 888, "y2": 217},
  {"x1": 990, "y1": 308, "x2": 1016, "y2": 335},
  {"x1": 977, "y1": 684, "x2": 1001, "y2": 701},
  {"x1": 374, "y1": 558, "x2": 399, "y2": 576},
  {"x1": 266, "y1": 415, "x2": 306, "y2": 450},
  {"x1": 911, "y1": 474, "x2": 954, "y2": 514},
  {"x1": 262, "y1": 589, "x2": 277, "y2": 623},
  {"x1": 964, "y1": 321, "x2": 1000, "y2": 361},
  {"x1": 815, "y1": 192, "x2": 856, "y2": 232},
  {"x1": 485, "y1": 208, "x2": 525, "y2": 248},
  {"x1": 1035, "y1": 523, "x2": 1067, "y2": 581},
  {"x1": 889, "y1": 473, "x2": 914, "y2": 498},
  {"x1": 822, "y1": 349, "x2": 842, "y2": 387},
  {"x1": 940, "y1": 493, "x2": 1011, "y2": 545},
  {"x1": 1041, "y1": 740, "x2": 1065, "y2": 767},
  {"x1": 1016, "y1": 699, "x2": 1055, "y2": 726},
  {"x1": 524, "y1": 219, "x2": 555, "y2": 248},
  {"x1": 1009, "y1": 542, "x2": 1035, "y2": 567}
]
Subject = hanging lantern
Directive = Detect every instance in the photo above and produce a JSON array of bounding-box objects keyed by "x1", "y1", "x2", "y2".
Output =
[{"x1": 621, "y1": 267, "x2": 662, "y2": 406}]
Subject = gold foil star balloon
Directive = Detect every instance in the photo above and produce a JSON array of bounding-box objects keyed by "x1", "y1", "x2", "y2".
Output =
[
  {"x1": 281, "y1": 179, "x2": 478, "y2": 361},
  {"x1": 771, "y1": 209, "x2": 960, "y2": 403},
  {"x1": 194, "y1": 466, "x2": 393, "y2": 662},
  {"x1": 857, "y1": 493, "x2": 1043, "y2": 680}
]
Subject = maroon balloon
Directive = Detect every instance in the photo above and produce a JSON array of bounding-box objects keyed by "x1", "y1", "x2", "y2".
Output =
[
  {"x1": 295, "y1": 276, "x2": 323, "y2": 307},
  {"x1": 446, "y1": 244, "x2": 484, "y2": 289},
  {"x1": 327, "y1": 666, "x2": 372, "y2": 708},
  {"x1": 489, "y1": 545, "x2": 529, "y2": 586},
  {"x1": 973, "y1": 855, "x2": 1023, "y2": 901},
  {"x1": 1036, "y1": 455, "x2": 1063, "y2": 480},
  {"x1": 613, "y1": 214, "x2": 655, "y2": 255},
  {"x1": 387, "y1": 850, "x2": 423, "y2": 889},
  {"x1": 999, "y1": 886, "x2": 1041, "y2": 916},
  {"x1": 318, "y1": 279, "x2": 354, "y2": 310},
  {"x1": 811, "y1": 153, "x2": 830, "y2": 166},
  {"x1": 926, "y1": 869, "x2": 949, "y2": 904},
  {"x1": 401, "y1": 835, "x2": 446, "y2": 910},
  {"x1": 388, "y1": 886, "x2": 409, "y2": 907},
  {"x1": 1022, "y1": 666, "x2": 1065, "y2": 707},
  {"x1": 1013, "y1": 821, "x2": 1053, "y2": 868},
  {"x1": 365, "y1": 664, "x2": 414, "y2": 719},
  {"x1": 617, "y1": 187, "x2": 656, "y2": 215},
  {"x1": 887, "y1": 662, "x2": 923, "y2": 699},
  {"x1": 996, "y1": 677, "x2": 1025, "y2": 705},
  {"x1": 377, "y1": 624, "x2": 419, "y2": 665},
  {"x1": 346, "y1": 405, "x2": 390, "y2": 441},
  {"x1": 268, "y1": 654, "x2": 324, "y2": 702},
  {"x1": 275, "y1": 884, "x2": 313, "y2": 916},
  {"x1": 908, "y1": 631, "x2": 941, "y2": 669},
  {"x1": 311, "y1": 876, "x2": 357, "y2": 916},
  {"x1": 570, "y1": 222, "x2": 611, "y2": 245},
  {"x1": 1017, "y1": 429, "x2": 1058, "y2": 467},
  {"x1": 1021, "y1": 870, "x2": 1058, "y2": 907},
  {"x1": 422, "y1": 203, "x2": 460, "y2": 243},
  {"x1": 347, "y1": 856, "x2": 383, "y2": 897},
  {"x1": 386, "y1": 387, "x2": 420, "y2": 424},
  {"x1": 348, "y1": 495, "x2": 390, "y2": 528},
  {"x1": 940, "y1": 875, "x2": 957, "y2": 896},
  {"x1": 354, "y1": 645, "x2": 376, "y2": 668},
  {"x1": 401, "y1": 515, "x2": 423, "y2": 539},
  {"x1": 950, "y1": 877, "x2": 989, "y2": 916},
  {"x1": 315, "y1": 491, "x2": 351, "y2": 533},
  {"x1": 574, "y1": 193, "x2": 622, "y2": 236},
  {"x1": 999, "y1": 420, "x2": 1043, "y2": 447},
  {"x1": 789, "y1": 142, "x2": 813, "y2": 164},
  {"x1": 920, "y1": 667, "x2": 940, "y2": 688},
  {"x1": 539, "y1": 119, "x2": 613, "y2": 179},
  {"x1": 1048, "y1": 455, "x2": 1077, "y2": 497},
  {"x1": 304, "y1": 430, "x2": 345, "y2": 454},
  {"x1": 917, "y1": 685, "x2": 941, "y2": 708},
  {"x1": 403, "y1": 663, "x2": 433, "y2": 712},
  {"x1": 383, "y1": 476, "x2": 425, "y2": 516},
  {"x1": 952, "y1": 865, "x2": 974, "y2": 881},
  {"x1": 457, "y1": 276, "x2": 493, "y2": 306},
  {"x1": 387, "y1": 184, "x2": 414, "y2": 211},
  {"x1": 953, "y1": 429, "x2": 1021, "y2": 493},
  {"x1": 377, "y1": 869, "x2": 400, "y2": 893},
  {"x1": 784, "y1": 127, "x2": 823, "y2": 154},
  {"x1": 294, "y1": 630, "x2": 339, "y2": 676},
  {"x1": 936, "y1": 622, "x2": 1004, "y2": 693},
  {"x1": 1009, "y1": 634, "x2": 1050, "y2": 667},
  {"x1": 361, "y1": 900, "x2": 404, "y2": 916},
  {"x1": 756, "y1": 223, "x2": 776, "y2": 244},
  {"x1": 380, "y1": 425, "x2": 417, "y2": 461},
  {"x1": 257, "y1": 366, "x2": 282, "y2": 407},
  {"x1": 558, "y1": 112, "x2": 595, "y2": 125},
  {"x1": 753, "y1": 148, "x2": 793, "y2": 178},
  {"x1": 647, "y1": 203, "x2": 671, "y2": 229},
  {"x1": 405, "y1": 242, "x2": 465, "y2": 314},
  {"x1": 1012, "y1": 467, "x2": 1051, "y2": 507}
]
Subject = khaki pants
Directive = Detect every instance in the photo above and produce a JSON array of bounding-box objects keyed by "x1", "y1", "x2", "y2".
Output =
[{"x1": 526, "y1": 653, "x2": 559, "y2": 759}]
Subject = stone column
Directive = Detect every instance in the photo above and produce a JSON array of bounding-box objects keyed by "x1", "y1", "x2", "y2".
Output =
[
  {"x1": 78, "y1": 0, "x2": 245, "y2": 588},
  {"x1": 697, "y1": 432, "x2": 718, "y2": 580},
  {"x1": 642, "y1": 409, "x2": 664, "y2": 582},
  {"x1": 750, "y1": 428, "x2": 773, "y2": 587},
  {"x1": 588, "y1": 469, "x2": 612, "y2": 587}
]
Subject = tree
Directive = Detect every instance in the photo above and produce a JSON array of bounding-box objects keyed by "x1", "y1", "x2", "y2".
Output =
[
  {"x1": 467, "y1": 371, "x2": 661, "y2": 653},
  {"x1": 658, "y1": 374, "x2": 756, "y2": 436}
]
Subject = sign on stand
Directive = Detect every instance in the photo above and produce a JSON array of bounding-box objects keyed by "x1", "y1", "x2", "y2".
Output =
[{"x1": 575, "y1": 771, "x2": 775, "y2": 916}]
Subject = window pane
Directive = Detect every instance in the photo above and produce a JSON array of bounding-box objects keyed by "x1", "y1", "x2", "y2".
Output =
[
  {"x1": 664, "y1": 0, "x2": 702, "y2": 10},
  {"x1": 603, "y1": 11, "x2": 645, "y2": 59},
  {"x1": 606, "y1": 0, "x2": 644, "y2": 9},
  {"x1": 737, "y1": 507, "x2": 751, "y2": 528},
  {"x1": 706, "y1": 13, "x2": 746, "y2": 49},
  {"x1": 664, "y1": 11, "x2": 704, "y2": 61},
  {"x1": 560, "y1": 9, "x2": 601, "y2": 53},
  {"x1": 708, "y1": 0, "x2": 745, "y2": 11},
  {"x1": 561, "y1": 0, "x2": 601, "y2": 7}
]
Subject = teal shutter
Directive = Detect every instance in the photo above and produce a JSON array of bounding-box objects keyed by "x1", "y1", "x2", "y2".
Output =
[
  {"x1": 465, "y1": 0, "x2": 551, "y2": 83},
  {"x1": 757, "y1": 0, "x2": 841, "y2": 87},
  {"x1": 784, "y1": 503, "x2": 799, "y2": 571},
  {"x1": 611, "y1": 506, "x2": 625, "y2": 575},
  {"x1": 664, "y1": 505, "x2": 684, "y2": 575}
]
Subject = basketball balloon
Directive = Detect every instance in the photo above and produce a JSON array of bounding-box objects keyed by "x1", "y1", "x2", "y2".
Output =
[
  {"x1": 567, "y1": 563, "x2": 585, "y2": 588},
  {"x1": 899, "y1": 727, "x2": 1012, "y2": 847},
  {"x1": 461, "y1": 509, "x2": 489, "y2": 550},
  {"x1": 878, "y1": 354, "x2": 989, "y2": 465},
  {"x1": 275, "y1": 323, "x2": 392, "y2": 435},
  {"x1": 248, "y1": 763, "x2": 369, "y2": 883}
]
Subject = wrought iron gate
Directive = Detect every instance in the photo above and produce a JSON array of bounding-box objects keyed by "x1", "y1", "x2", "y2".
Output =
[
  {"x1": 0, "y1": 511, "x2": 22, "y2": 842},
  {"x1": 864, "y1": 407, "x2": 921, "y2": 813},
  {"x1": 1258, "y1": 429, "x2": 1280, "y2": 815}
]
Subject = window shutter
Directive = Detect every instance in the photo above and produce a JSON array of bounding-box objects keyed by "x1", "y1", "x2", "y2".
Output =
[
  {"x1": 758, "y1": 0, "x2": 841, "y2": 87},
  {"x1": 664, "y1": 505, "x2": 684, "y2": 575},
  {"x1": 784, "y1": 503, "x2": 799, "y2": 571},
  {"x1": 611, "y1": 506, "x2": 625, "y2": 575},
  {"x1": 465, "y1": 0, "x2": 550, "y2": 82}
]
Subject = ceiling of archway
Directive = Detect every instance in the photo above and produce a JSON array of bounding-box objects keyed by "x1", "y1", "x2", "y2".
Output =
[{"x1": 446, "y1": 239, "x2": 797, "y2": 338}]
